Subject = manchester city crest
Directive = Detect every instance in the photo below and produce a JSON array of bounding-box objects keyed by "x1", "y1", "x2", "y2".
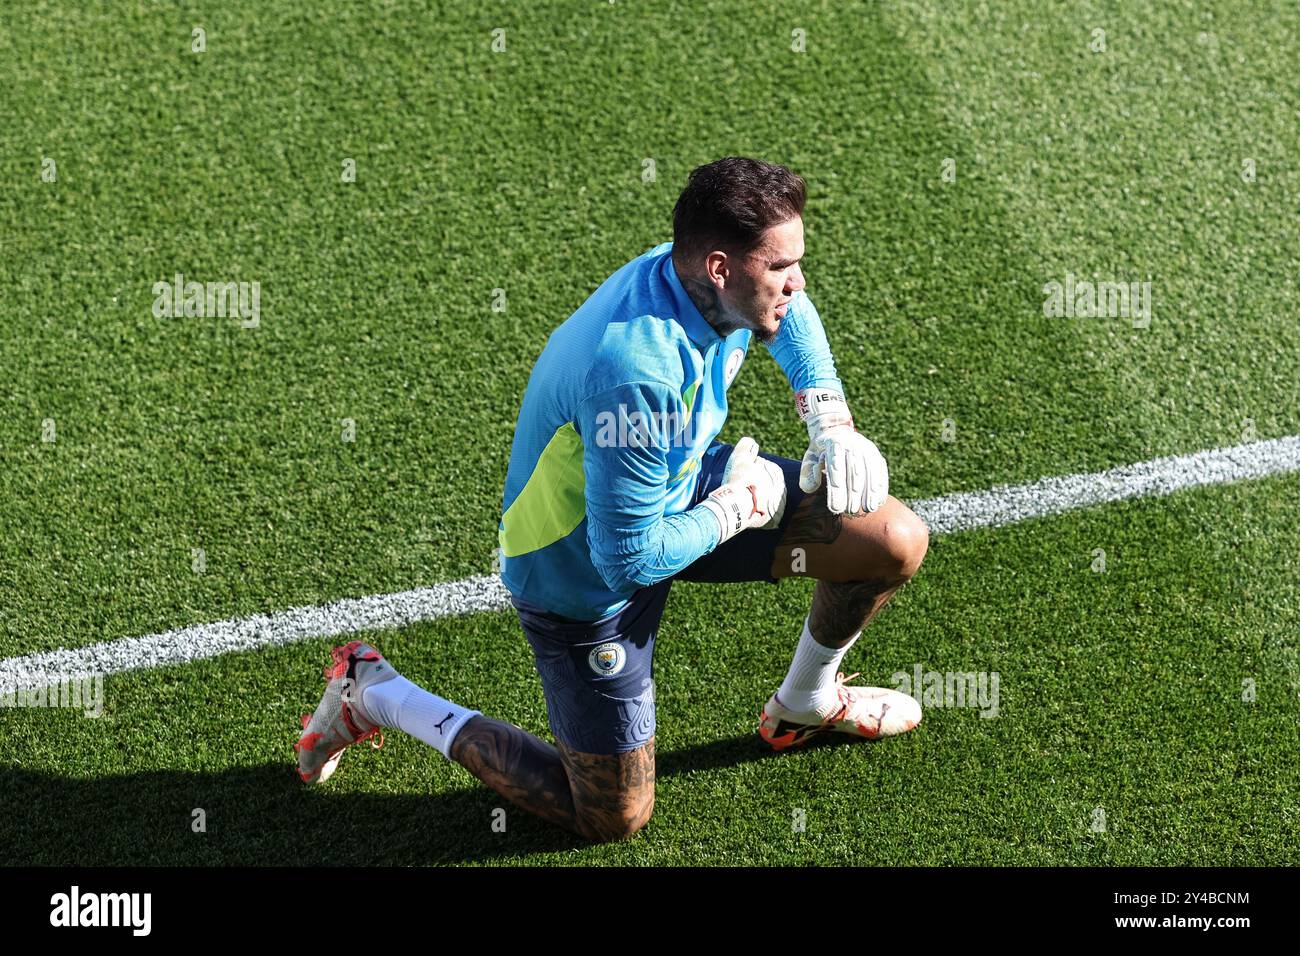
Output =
[
  {"x1": 724, "y1": 347, "x2": 745, "y2": 386},
  {"x1": 588, "y1": 642, "x2": 627, "y2": 676}
]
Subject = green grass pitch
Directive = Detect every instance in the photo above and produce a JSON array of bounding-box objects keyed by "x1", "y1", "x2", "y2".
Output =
[{"x1": 1, "y1": 0, "x2": 1297, "y2": 865}]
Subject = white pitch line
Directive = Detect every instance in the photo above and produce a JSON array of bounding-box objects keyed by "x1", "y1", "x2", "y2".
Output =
[
  {"x1": 911, "y1": 434, "x2": 1300, "y2": 535},
  {"x1": 3, "y1": 435, "x2": 1298, "y2": 691},
  {"x1": 0, "y1": 575, "x2": 513, "y2": 693}
]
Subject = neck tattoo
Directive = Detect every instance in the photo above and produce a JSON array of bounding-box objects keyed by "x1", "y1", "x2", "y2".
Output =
[{"x1": 681, "y1": 274, "x2": 728, "y2": 335}]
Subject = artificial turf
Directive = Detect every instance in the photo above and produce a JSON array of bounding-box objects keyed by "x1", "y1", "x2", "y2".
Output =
[{"x1": 1, "y1": 0, "x2": 1296, "y2": 864}]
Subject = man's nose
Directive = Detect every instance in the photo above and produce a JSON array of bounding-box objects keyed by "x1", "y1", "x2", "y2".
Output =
[{"x1": 787, "y1": 264, "x2": 806, "y2": 293}]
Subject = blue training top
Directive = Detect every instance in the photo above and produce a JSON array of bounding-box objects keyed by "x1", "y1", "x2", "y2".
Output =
[{"x1": 498, "y1": 241, "x2": 843, "y2": 621}]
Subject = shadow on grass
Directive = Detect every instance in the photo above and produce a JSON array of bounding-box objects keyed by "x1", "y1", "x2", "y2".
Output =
[{"x1": 1, "y1": 730, "x2": 867, "y2": 865}]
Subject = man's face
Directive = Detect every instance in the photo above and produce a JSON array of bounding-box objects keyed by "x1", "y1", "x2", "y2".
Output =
[{"x1": 706, "y1": 217, "x2": 806, "y2": 345}]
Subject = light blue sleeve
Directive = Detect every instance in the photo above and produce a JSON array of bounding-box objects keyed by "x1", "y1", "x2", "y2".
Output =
[
  {"x1": 577, "y1": 381, "x2": 722, "y2": 593},
  {"x1": 764, "y1": 291, "x2": 845, "y2": 394}
]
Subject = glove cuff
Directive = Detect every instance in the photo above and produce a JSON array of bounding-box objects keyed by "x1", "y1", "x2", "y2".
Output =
[
  {"x1": 700, "y1": 487, "x2": 749, "y2": 545},
  {"x1": 795, "y1": 388, "x2": 853, "y2": 428}
]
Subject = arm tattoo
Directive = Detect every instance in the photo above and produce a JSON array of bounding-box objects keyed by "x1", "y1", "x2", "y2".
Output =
[{"x1": 450, "y1": 717, "x2": 654, "y2": 841}]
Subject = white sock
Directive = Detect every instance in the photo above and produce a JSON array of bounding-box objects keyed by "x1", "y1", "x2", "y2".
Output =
[
  {"x1": 361, "y1": 674, "x2": 480, "y2": 758},
  {"x1": 776, "y1": 615, "x2": 859, "y2": 718}
]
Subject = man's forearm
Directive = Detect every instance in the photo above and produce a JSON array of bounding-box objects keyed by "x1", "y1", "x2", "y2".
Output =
[
  {"x1": 590, "y1": 503, "x2": 722, "y2": 593},
  {"x1": 765, "y1": 293, "x2": 844, "y2": 394}
]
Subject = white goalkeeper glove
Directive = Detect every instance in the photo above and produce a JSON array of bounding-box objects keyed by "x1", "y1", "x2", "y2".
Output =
[
  {"x1": 795, "y1": 388, "x2": 888, "y2": 514},
  {"x1": 699, "y1": 436, "x2": 787, "y2": 544}
]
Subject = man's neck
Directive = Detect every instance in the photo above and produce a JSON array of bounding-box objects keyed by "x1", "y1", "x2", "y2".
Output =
[{"x1": 678, "y1": 271, "x2": 727, "y2": 335}]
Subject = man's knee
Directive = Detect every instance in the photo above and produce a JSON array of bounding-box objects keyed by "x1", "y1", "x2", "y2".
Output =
[
  {"x1": 578, "y1": 795, "x2": 654, "y2": 843},
  {"x1": 559, "y1": 739, "x2": 655, "y2": 843},
  {"x1": 874, "y1": 500, "x2": 929, "y2": 581}
]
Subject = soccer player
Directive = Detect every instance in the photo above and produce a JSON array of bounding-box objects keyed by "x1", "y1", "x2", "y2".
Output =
[{"x1": 295, "y1": 157, "x2": 930, "y2": 843}]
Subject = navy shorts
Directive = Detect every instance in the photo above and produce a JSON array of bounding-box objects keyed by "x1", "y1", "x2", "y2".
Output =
[{"x1": 513, "y1": 440, "x2": 809, "y2": 755}]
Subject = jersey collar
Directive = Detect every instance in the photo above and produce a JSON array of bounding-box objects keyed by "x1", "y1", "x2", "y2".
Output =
[{"x1": 662, "y1": 253, "x2": 723, "y2": 349}]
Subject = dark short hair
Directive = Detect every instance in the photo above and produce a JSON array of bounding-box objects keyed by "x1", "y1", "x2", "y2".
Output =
[{"x1": 671, "y1": 157, "x2": 806, "y2": 270}]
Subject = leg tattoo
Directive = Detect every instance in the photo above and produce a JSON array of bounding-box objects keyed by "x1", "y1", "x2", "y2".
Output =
[
  {"x1": 450, "y1": 717, "x2": 655, "y2": 841},
  {"x1": 450, "y1": 716, "x2": 579, "y2": 833},
  {"x1": 780, "y1": 490, "x2": 843, "y2": 548},
  {"x1": 808, "y1": 577, "x2": 905, "y2": 649},
  {"x1": 775, "y1": 491, "x2": 926, "y2": 646},
  {"x1": 558, "y1": 738, "x2": 655, "y2": 841}
]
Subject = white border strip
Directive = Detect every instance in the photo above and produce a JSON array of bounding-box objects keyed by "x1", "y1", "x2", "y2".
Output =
[{"x1": 3, "y1": 435, "x2": 1298, "y2": 691}]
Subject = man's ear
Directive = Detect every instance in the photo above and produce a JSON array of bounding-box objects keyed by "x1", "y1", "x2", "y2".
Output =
[{"x1": 704, "y1": 250, "x2": 730, "y2": 288}]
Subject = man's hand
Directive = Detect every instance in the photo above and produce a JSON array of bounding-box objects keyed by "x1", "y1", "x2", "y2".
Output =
[
  {"x1": 700, "y1": 437, "x2": 787, "y2": 544},
  {"x1": 795, "y1": 388, "x2": 888, "y2": 514}
]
